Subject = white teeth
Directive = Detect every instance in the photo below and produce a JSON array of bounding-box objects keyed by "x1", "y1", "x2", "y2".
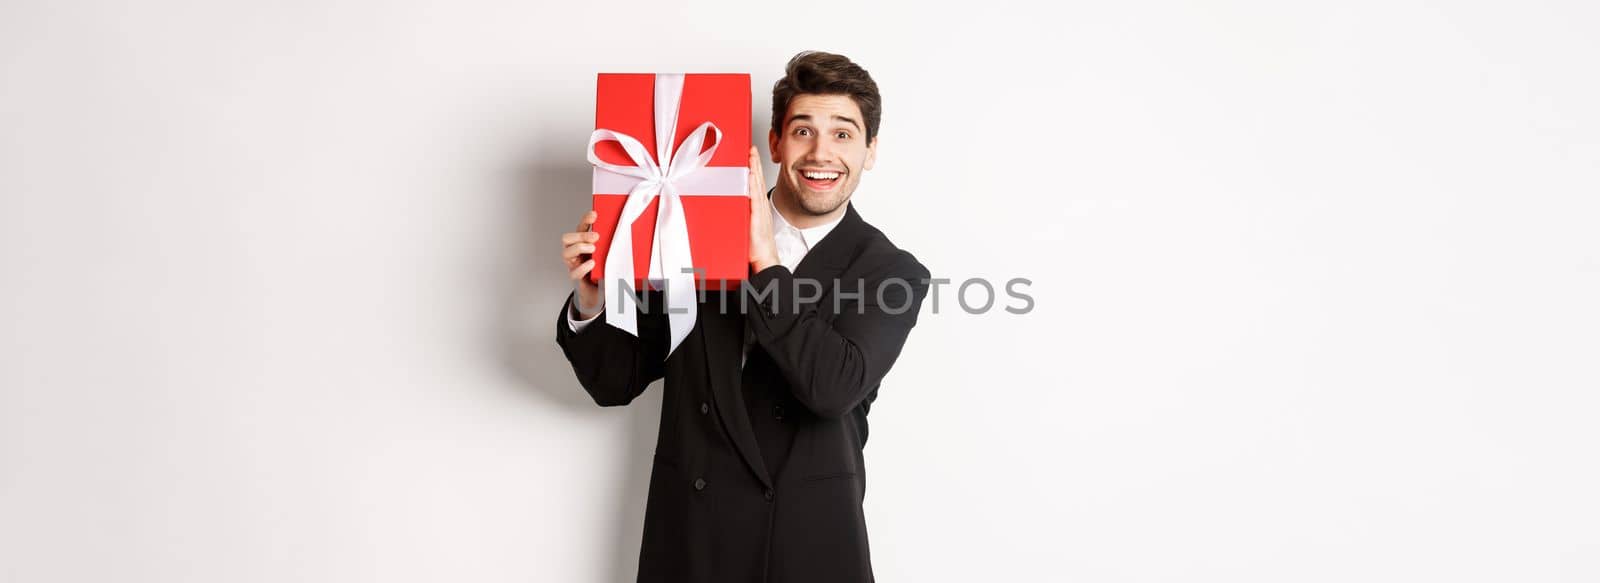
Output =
[{"x1": 803, "y1": 171, "x2": 840, "y2": 180}]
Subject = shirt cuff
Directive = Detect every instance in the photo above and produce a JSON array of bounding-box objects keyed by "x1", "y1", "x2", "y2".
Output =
[{"x1": 566, "y1": 298, "x2": 602, "y2": 333}]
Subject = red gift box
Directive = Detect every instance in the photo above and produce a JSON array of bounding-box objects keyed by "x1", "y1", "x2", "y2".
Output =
[{"x1": 586, "y1": 73, "x2": 750, "y2": 291}]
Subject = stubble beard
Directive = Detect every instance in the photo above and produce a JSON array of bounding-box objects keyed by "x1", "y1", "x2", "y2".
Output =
[{"x1": 786, "y1": 173, "x2": 856, "y2": 218}]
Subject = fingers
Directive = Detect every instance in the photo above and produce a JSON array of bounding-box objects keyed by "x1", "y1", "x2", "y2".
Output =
[
  {"x1": 748, "y1": 146, "x2": 766, "y2": 199},
  {"x1": 562, "y1": 210, "x2": 601, "y2": 270},
  {"x1": 561, "y1": 230, "x2": 601, "y2": 245},
  {"x1": 563, "y1": 241, "x2": 596, "y2": 262},
  {"x1": 568, "y1": 258, "x2": 596, "y2": 281}
]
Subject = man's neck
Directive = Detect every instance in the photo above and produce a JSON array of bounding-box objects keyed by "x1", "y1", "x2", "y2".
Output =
[{"x1": 772, "y1": 184, "x2": 848, "y2": 230}]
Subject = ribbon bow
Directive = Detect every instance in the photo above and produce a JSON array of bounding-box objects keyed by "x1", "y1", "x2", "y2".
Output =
[{"x1": 586, "y1": 73, "x2": 740, "y2": 357}]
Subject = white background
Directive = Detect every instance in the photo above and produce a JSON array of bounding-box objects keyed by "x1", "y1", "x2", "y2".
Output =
[{"x1": 4, "y1": 1, "x2": 1598, "y2": 581}]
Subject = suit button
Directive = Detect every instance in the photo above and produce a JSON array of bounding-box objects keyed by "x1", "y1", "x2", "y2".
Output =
[
  {"x1": 772, "y1": 405, "x2": 785, "y2": 420},
  {"x1": 700, "y1": 402, "x2": 709, "y2": 414},
  {"x1": 764, "y1": 488, "x2": 774, "y2": 502},
  {"x1": 693, "y1": 478, "x2": 707, "y2": 491}
]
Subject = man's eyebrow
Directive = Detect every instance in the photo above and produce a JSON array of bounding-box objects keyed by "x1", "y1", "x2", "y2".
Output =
[
  {"x1": 831, "y1": 115, "x2": 862, "y2": 132},
  {"x1": 786, "y1": 113, "x2": 863, "y2": 132}
]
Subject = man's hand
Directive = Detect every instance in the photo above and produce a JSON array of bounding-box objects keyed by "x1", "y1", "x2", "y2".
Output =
[
  {"x1": 562, "y1": 210, "x2": 604, "y2": 319},
  {"x1": 748, "y1": 146, "x2": 780, "y2": 272}
]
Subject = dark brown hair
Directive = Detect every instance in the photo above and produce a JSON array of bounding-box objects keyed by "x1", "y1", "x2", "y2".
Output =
[{"x1": 771, "y1": 51, "x2": 881, "y2": 142}]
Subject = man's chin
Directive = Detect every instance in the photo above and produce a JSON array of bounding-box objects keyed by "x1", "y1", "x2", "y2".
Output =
[
  {"x1": 783, "y1": 180, "x2": 851, "y2": 215},
  {"x1": 794, "y1": 192, "x2": 848, "y2": 215}
]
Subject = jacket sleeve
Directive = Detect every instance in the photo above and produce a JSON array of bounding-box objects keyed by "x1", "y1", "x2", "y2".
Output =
[
  {"x1": 554, "y1": 290, "x2": 668, "y2": 407},
  {"x1": 743, "y1": 254, "x2": 931, "y2": 419}
]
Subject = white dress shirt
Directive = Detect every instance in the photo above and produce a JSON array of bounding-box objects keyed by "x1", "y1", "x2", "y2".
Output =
[{"x1": 567, "y1": 190, "x2": 846, "y2": 343}]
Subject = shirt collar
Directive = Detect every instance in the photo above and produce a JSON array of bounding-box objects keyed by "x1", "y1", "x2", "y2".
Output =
[{"x1": 770, "y1": 187, "x2": 847, "y2": 249}]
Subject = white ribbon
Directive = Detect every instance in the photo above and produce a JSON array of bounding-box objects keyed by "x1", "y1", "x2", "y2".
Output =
[{"x1": 586, "y1": 73, "x2": 747, "y2": 357}]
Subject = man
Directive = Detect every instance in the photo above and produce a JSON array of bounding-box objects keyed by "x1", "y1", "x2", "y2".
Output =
[{"x1": 556, "y1": 51, "x2": 930, "y2": 583}]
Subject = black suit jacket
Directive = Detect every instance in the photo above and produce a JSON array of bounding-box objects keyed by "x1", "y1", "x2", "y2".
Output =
[{"x1": 556, "y1": 201, "x2": 930, "y2": 583}]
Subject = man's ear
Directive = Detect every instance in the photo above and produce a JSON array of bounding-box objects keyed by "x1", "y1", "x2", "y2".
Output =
[
  {"x1": 767, "y1": 128, "x2": 780, "y2": 164},
  {"x1": 864, "y1": 135, "x2": 878, "y2": 171}
]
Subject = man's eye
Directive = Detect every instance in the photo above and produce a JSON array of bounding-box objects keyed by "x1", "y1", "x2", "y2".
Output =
[
  {"x1": 795, "y1": 128, "x2": 811, "y2": 136},
  {"x1": 835, "y1": 131, "x2": 850, "y2": 139}
]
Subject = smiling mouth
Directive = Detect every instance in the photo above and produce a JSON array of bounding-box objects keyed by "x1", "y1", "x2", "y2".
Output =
[{"x1": 798, "y1": 169, "x2": 844, "y2": 191}]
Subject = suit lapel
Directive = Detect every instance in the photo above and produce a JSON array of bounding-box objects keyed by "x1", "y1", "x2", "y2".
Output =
[
  {"x1": 792, "y1": 202, "x2": 864, "y2": 283},
  {"x1": 696, "y1": 201, "x2": 870, "y2": 490}
]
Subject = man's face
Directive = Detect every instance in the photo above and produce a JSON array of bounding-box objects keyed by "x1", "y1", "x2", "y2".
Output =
[{"x1": 769, "y1": 93, "x2": 877, "y2": 217}]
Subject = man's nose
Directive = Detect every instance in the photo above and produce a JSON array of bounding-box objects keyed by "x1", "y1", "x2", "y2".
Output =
[{"x1": 801, "y1": 139, "x2": 836, "y2": 165}]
